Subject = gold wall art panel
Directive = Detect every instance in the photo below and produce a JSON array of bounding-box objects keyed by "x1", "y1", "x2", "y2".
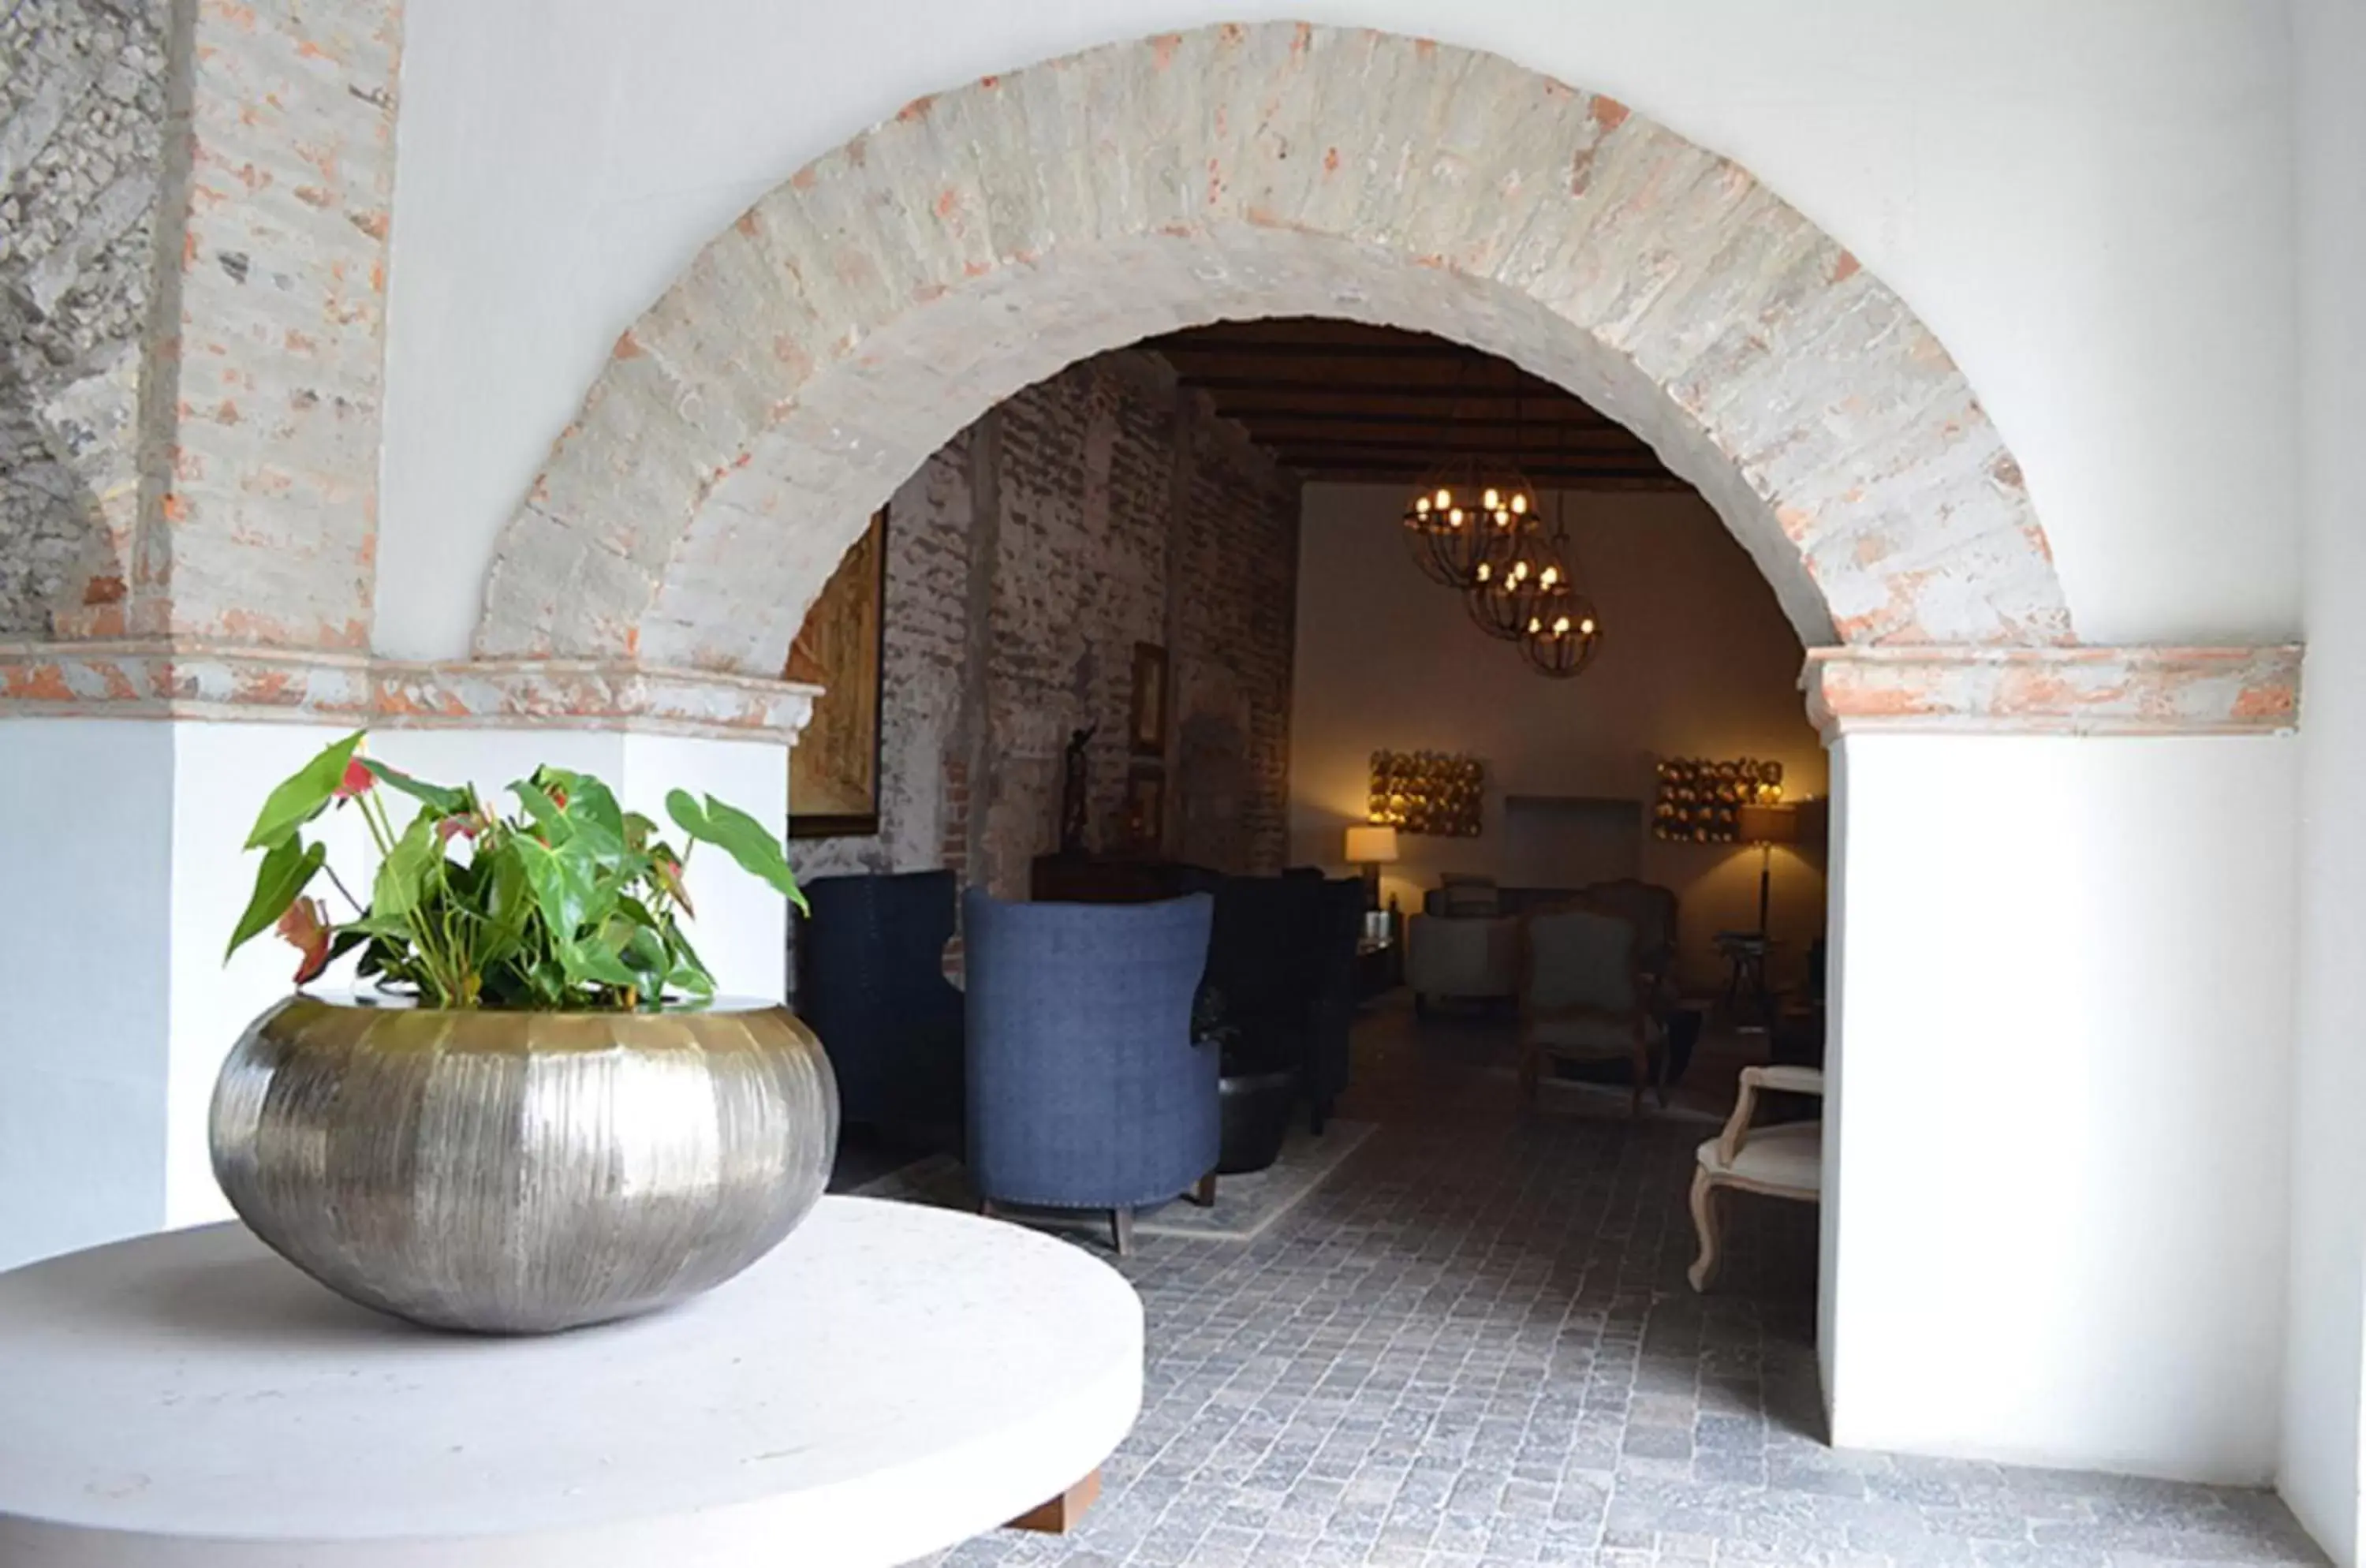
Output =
[
  {"x1": 1652, "y1": 756, "x2": 1784, "y2": 843},
  {"x1": 1368, "y1": 750, "x2": 1485, "y2": 838}
]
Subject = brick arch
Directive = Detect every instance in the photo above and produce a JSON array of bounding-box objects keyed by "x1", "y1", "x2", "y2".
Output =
[{"x1": 475, "y1": 22, "x2": 2073, "y2": 675}]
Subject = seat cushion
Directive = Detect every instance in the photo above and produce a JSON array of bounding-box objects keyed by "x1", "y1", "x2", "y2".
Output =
[
  {"x1": 1437, "y1": 875, "x2": 1501, "y2": 917},
  {"x1": 1529, "y1": 1014, "x2": 1664, "y2": 1054},
  {"x1": 1405, "y1": 915, "x2": 1519, "y2": 998},
  {"x1": 1696, "y1": 1121, "x2": 1822, "y2": 1196}
]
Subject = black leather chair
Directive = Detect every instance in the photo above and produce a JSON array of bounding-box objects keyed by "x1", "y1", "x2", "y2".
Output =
[
  {"x1": 797, "y1": 870, "x2": 965, "y2": 1135},
  {"x1": 1205, "y1": 873, "x2": 1364, "y2": 1133}
]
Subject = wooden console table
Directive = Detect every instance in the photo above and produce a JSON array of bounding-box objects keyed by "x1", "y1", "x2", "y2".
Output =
[{"x1": 0, "y1": 1197, "x2": 1142, "y2": 1567}]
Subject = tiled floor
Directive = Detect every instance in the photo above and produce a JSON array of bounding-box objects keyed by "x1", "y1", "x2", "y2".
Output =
[{"x1": 912, "y1": 1001, "x2": 2325, "y2": 1568}]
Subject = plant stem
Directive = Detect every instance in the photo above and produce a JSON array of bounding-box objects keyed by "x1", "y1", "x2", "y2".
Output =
[{"x1": 323, "y1": 863, "x2": 366, "y2": 917}]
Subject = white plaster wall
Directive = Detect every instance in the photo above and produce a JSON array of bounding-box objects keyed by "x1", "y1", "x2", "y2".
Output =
[
  {"x1": 1, "y1": 719, "x2": 792, "y2": 1267},
  {"x1": 1287, "y1": 483, "x2": 1826, "y2": 988},
  {"x1": 1824, "y1": 734, "x2": 2297, "y2": 1483},
  {"x1": 0, "y1": 722, "x2": 174, "y2": 1267},
  {"x1": 2281, "y1": 0, "x2": 2366, "y2": 1555},
  {"x1": 376, "y1": 0, "x2": 2298, "y2": 661}
]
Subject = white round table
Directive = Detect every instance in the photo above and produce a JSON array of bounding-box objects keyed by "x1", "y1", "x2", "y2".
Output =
[{"x1": 0, "y1": 1197, "x2": 1142, "y2": 1567}]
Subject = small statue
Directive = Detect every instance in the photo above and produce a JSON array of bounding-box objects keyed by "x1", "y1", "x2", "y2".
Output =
[{"x1": 1059, "y1": 724, "x2": 1095, "y2": 855}]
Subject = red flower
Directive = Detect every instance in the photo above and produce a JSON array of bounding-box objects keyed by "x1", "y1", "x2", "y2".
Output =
[
  {"x1": 549, "y1": 786, "x2": 569, "y2": 811},
  {"x1": 655, "y1": 855, "x2": 696, "y2": 917},
  {"x1": 334, "y1": 758, "x2": 374, "y2": 799},
  {"x1": 436, "y1": 816, "x2": 478, "y2": 844},
  {"x1": 276, "y1": 898, "x2": 332, "y2": 984}
]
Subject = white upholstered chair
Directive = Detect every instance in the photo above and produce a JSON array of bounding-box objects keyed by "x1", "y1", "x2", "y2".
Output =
[{"x1": 1687, "y1": 1064, "x2": 1823, "y2": 1290}]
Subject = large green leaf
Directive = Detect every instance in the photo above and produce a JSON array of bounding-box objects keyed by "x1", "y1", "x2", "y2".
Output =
[
  {"x1": 664, "y1": 790, "x2": 711, "y2": 841},
  {"x1": 243, "y1": 732, "x2": 364, "y2": 850},
  {"x1": 514, "y1": 834, "x2": 601, "y2": 944},
  {"x1": 558, "y1": 773, "x2": 629, "y2": 863},
  {"x1": 508, "y1": 780, "x2": 573, "y2": 844},
  {"x1": 360, "y1": 759, "x2": 469, "y2": 816},
  {"x1": 371, "y1": 812, "x2": 441, "y2": 919},
  {"x1": 225, "y1": 837, "x2": 327, "y2": 959},
  {"x1": 666, "y1": 791, "x2": 808, "y2": 914},
  {"x1": 476, "y1": 842, "x2": 534, "y2": 964},
  {"x1": 558, "y1": 936, "x2": 642, "y2": 993}
]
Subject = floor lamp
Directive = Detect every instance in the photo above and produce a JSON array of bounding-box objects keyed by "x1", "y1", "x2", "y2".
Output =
[
  {"x1": 1735, "y1": 803, "x2": 1800, "y2": 935},
  {"x1": 1344, "y1": 823, "x2": 1399, "y2": 912}
]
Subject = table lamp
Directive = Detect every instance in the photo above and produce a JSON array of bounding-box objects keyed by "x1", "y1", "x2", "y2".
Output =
[
  {"x1": 1736, "y1": 802, "x2": 1799, "y2": 935},
  {"x1": 1344, "y1": 823, "x2": 1399, "y2": 910}
]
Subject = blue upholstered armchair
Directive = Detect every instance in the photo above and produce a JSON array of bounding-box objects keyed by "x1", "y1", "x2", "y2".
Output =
[
  {"x1": 963, "y1": 890, "x2": 1218, "y2": 1254},
  {"x1": 798, "y1": 871, "x2": 965, "y2": 1136}
]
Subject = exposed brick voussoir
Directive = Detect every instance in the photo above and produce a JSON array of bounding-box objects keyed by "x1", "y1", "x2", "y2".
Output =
[{"x1": 476, "y1": 21, "x2": 2073, "y2": 673}]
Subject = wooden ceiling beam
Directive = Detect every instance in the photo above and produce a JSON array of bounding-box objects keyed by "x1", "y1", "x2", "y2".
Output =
[
  {"x1": 1280, "y1": 460, "x2": 1675, "y2": 481},
  {"x1": 1149, "y1": 338, "x2": 1478, "y2": 361},
  {"x1": 1269, "y1": 438, "x2": 1661, "y2": 461},
  {"x1": 1290, "y1": 469, "x2": 1690, "y2": 491},
  {"x1": 1211, "y1": 408, "x2": 1622, "y2": 432},
  {"x1": 1181, "y1": 376, "x2": 1582, "y2": 402}
]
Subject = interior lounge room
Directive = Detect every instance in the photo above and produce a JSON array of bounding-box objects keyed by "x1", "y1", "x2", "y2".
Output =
[{"x1": 0, "y1": 6, "x2": 2357, "y2": 1568}]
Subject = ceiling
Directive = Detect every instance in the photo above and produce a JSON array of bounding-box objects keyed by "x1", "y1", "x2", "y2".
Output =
[{"x1": 1139, "y1": 318, "x2": 1685, "y2": 491}]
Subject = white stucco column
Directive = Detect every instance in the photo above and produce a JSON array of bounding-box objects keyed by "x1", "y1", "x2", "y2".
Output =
[
  {"x1": 0, "y1": 713, "x2": 799, "y2": 1271},
  {"x1": 1818, "y1": 728, "x2": 2298, "y2": 1483}
]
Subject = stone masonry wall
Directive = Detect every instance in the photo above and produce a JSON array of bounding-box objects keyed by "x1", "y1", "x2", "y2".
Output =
[
  {"x1": 0, "y1": 0, "x2": 166, "y2": 638},
  {"x1": 787, "y1": 349, "x2": 1299, "y2": 934}
]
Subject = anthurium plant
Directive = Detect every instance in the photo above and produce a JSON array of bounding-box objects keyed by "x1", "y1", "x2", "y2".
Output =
[{"x1": 225, "y1": 731, "x2": 807, "y2": 1010}]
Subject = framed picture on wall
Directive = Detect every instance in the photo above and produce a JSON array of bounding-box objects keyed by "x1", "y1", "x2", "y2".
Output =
[
  {"x1": 1129, "y1": 641, "x2": 1168, "y2": 757},
  {"x1": 784, "y1": 508, "x2": 887, "y2": 838},
  {"x1": 1122, "y1": 769, "x2": 1166, "y2": 853}
]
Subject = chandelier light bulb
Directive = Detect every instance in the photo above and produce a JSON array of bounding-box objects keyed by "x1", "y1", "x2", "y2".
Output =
[
  {"x1": 1435, "y1": 488, "x2": 1451, "y2": 510},
  {"x1": 1483, "y1": 487, "x2": 1501, "y2": 509},
  {"x1": 1414, "y1": 496, "x2": 1431, "y2": 515},
  {"x1": 1448, "y1": 508, "x2": 1465, "y2": 527},
  {"x1": 1580, "y1": 618, "x2": 1596, "y2": 634},
  {"x1": 1511, "y1": 493, "x2": 1529, "y2": 514}
]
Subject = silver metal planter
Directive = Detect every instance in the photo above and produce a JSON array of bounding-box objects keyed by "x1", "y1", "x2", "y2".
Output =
[{"x1": 209, "y1": 995, "x2": 839, "y2": 1334}]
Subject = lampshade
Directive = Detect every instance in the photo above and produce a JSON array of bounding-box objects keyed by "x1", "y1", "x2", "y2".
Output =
[
  {"x1": 1736, "y1": 803, "x2": 1799, "y2": 846},
  {"x1": 1344, "y1": 823, "x2": 1401, "y2": 864}
]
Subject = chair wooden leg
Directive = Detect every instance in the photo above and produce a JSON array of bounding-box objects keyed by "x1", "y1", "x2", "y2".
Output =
[
  {"x1": 1186, "y1": 1171, "x2": 1217, "y2": 1208},
  {"x1": 1687, "y1": 1168, "x2": 1722, "y2": 1292},
  {"x1": 978, "y1": 1197, "x2": 997, "y2": 1219},
  {"x1": 1110, "y1": 1208, "x2": 1134, "y2": 1256},
  {"x1": 1517, "y1": 1039, "x2": 1542, "y2": 1109}
]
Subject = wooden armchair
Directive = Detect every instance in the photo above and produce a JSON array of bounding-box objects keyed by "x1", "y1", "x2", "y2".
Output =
[
  {"x1": 1517, "y1": 905, "x2": 1665, "y2": 1117},
  {"x1": 1687, "y1": 1064, "x2": 1823, "y2": 1290}
]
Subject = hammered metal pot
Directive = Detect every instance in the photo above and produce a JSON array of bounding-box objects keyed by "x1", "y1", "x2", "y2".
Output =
[{"x1": 209, "y1": 994, "x2": 839, "y2": 1334}]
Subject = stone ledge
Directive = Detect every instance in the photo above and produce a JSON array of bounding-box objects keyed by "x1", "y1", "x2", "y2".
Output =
[
  {"x1": 0, "y1": 643, "x2": 819, "y2": 745},
  {"x1": 1802, "y1": 645, "x2": 2304, "y2": 740}
]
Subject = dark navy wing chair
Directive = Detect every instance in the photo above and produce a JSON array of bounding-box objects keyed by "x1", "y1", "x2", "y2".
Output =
[
  {"x1": 1206, "y1": 874, "x2": 1364, "y2": 1133},
  {"x1": 963, "y1": 890, "x2": 1218, "y2": 1254},
  {"x1": 798, "y1": 871, "x2": 965, "y2": 1135}
]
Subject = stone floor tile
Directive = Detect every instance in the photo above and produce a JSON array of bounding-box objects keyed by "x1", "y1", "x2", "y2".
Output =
[{"x1": 901, "y1": 1006, "x2": 2325, "y2": 1568}]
